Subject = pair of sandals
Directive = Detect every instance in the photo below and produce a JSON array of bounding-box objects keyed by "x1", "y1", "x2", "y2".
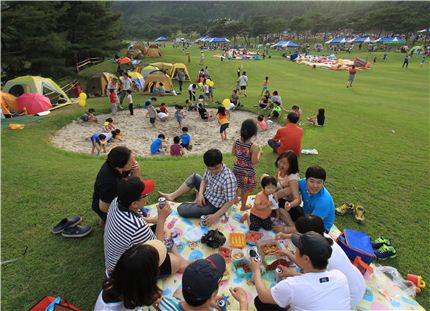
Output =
[
  {"x1": 52, "y1": 216, "x2": 92, "y2": 238},
  {"x1": 335, "y1": 203, "x2": 365, "y2": 224}
]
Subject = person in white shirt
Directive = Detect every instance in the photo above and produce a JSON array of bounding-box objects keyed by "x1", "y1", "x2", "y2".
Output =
[
  {"x1": 94, "y1": 241, "x2": 166, "y2": 311},
  {"x1": 237, "y1": 72, "x2": 248, "y2": 97},
  {"x1": 119, "y1": 73, "x2": 132, "y2": 106},
  {"x1": 277, "y1": 215, "x2": 365, "y2": 309},
  {"x1": 251, "y1": 231, "x2": 351, "y2": 311}
]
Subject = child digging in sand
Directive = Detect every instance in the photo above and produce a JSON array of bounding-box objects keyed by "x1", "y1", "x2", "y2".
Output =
[
  {"x1": 216, "y1": 106, "x2": 229, "y2": 141},
  {"x1": 170, "y1": 136, "x2": 184, "y2": 156},
  {"x1": 233, "y1": 119, "x2": 262, "y2": 211}
]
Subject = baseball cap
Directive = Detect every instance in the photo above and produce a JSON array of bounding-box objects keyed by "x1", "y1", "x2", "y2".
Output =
[
  {"x1": 182, "y1": 254, "x2": 226, "y2": 306},
  {"x1": 143, "y1": 239, "x2": 167, "y2": 267},
  {"x1": 291, "y1": 231, "x2": 332, "y2": 264},
  {"x1": 117, "y1": 176, "x2": 155, "y2": 207}
]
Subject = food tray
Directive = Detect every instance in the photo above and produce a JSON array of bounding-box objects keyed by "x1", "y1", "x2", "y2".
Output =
[
  {"x1": 232, "y1": 258, "x2": 253, "y2": 279},
  {"x1": 256, "y1": 238, "x2": 287, "y2": 269},
  {"x1": 230, "y1": 232, "x2": 246, "y2": 249},
  {"x1": 219, "y1": 246, "x2": 232, "y2": 262},
  {"x1": 246, "y1": 231, "x2": 263, "y2": 246}
]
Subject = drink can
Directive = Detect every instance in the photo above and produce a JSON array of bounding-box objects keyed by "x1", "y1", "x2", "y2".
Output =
[
  {"x1": 158, "y1": 197, "x2": 166, "y2": 209},
  {"x1": 200, "y1": 215, "x2": 208, "y2": 227},
  {"x1": 217, "y1": 298, "x2": 227, "y2": 311}
]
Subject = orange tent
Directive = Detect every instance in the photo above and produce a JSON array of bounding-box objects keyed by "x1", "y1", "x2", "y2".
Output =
[{"x1": 1, "y1": 91, "x2": 19, "y2": 115}]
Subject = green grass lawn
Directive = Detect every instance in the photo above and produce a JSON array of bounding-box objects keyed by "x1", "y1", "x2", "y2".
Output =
[{"x1": 2, "y1": 45, "x2": 429, "y2": 310}]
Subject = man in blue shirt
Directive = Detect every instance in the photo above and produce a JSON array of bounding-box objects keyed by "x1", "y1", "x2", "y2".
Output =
[
  {"x1": 179, "y1": 126, "x2": 192, "y2": 151},
  {"x1": 150, "y1": 134, "x2": 166, "y2": 155},
  {"x1": 298, "y1": 166, "x2": 335, "y2": 232}
]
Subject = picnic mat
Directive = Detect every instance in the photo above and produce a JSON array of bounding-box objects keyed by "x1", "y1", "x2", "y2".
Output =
[{"x1": 142, "y1": 196, "x2": 424, "y2": 311}]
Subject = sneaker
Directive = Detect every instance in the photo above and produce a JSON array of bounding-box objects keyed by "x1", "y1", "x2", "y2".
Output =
[
  {"x1": 335, "y1": 203, "x2": 354, "y2": 216},
  {"x1": 374, "y1": 244, "x2": 397, "y2": 260},
  {"x1": 372, "y1": 236, "x2": 392, "y2": 248},
  {"x1": 61, "y1": 225, "x2": 93, "y2": 238},
  {"x1": 354, "y1": 205, "x2": 365, "y2": 224}
]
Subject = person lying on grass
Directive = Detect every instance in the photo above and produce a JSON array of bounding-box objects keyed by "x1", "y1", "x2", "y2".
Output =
[{"x1": 158, "y1": 149, "x2": 237, "y2": 226}]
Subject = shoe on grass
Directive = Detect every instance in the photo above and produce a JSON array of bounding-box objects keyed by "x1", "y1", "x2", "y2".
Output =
[
  {"x1": 372, "y1": 236, "x2": 392, "y2": 248},
  {"x1": 61, "y1": 225, "x2": 92, "y2": 238},
  {"x1": 335, "y1": 203, "x2": 354, "y2": 216},
  {"x1": 354, "y1": 205, "x2": 365, "y2": 224},
  {"x1": 374, "y1": 244, "x2": 397, "y2": 260},
  {"x1": 52, "y1": 216, "x2": 82, "y2": 234}
]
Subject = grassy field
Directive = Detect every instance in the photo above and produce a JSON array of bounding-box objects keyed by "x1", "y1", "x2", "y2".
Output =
[{"x1": 2, "y1": 45, "x2": 429, "y2": 310}]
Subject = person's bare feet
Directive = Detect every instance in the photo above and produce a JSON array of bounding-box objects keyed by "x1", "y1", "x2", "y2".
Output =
[
  {"x1": 157, "y1": 191, "x2": 174, "y2": 201},
  {"x1": 240, "y1": 204, "x2": 252, "y2": 212},
  {"x1": 240, "y1": 213, "x2": 249, "y2": 223}
]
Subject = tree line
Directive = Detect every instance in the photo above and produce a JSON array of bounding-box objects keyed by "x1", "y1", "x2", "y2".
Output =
[{"x1": 1, "y1": 1, "x2": 123, "y2": 81}]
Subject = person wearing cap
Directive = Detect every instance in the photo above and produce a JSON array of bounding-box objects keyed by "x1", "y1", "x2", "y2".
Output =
[
  {"x1": 158, "y1": 149, "x2": 237, "y2": 226},
  {"x1": 94, "y1": 242, "x2": 166, "y2": 310},
  {"x1": 251, "y1": 231, "x2": 351, "y2": 311},
  {"x1": 104, "y1": 176, "x2": 188, "y2": 276},
  {"x1": 92, "y1": 146, "x2": 141, "y2": 222},
  {"x1": 298, "y1": 165, "x2": 335, "y2": 232},
  {"x1": 157, "y1": 254, "x2": 249, "y2": 311},
  {"x1": 277, "y1": 215, "x2": 365, "y2": 308}
]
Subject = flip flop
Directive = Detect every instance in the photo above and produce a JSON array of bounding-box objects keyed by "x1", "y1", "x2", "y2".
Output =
[
  {"x1": 61, "y1": 225, "x2": 92, "y2": 238},
  {"x1": 52, "y1": 216, "x2": 82, "y2": 234}
]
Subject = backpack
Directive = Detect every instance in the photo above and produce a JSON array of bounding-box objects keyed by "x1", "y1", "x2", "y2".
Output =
[
  {"x1": 201, "y1": 229, "x2": 226, "y2": 248},
  {"x1": 336, "y1": 228, "x2": 376, "y2": 264}
]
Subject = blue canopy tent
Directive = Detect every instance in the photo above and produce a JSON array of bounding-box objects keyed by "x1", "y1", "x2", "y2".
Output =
[
  {"x1": 209, "y1": 37, "x2": 230, "y2": 43},
  {"x1": 374, "y1": 36, "x2": 406, "y2": 44},
  {"x1": 196, "y1": 37, "x2": 208, "y2": 42},
  {"x1": 418, "y1": 28, "x2": 430, "y2": 33},
  {"x1": 349, "y1": 37, "x2": 373, "y2": 43},
  {"x1": 271, "y1": 40, "x2": 300, "y2": 48},
  {"x1": 325, "y1": 37, "x2": 347, "y2": 44},
  {"x1": 155, "y1": 36, "x2": 168, "y2": 42}
]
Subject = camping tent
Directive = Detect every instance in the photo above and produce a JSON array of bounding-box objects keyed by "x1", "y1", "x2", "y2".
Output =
[
  {"x1": 145, "y1": 45, "x2": 162, "y2": 57},
  {"x1": 127, "y1": 72, "x2": 145, "y2": 92},
  {"x1": 155, "y1": 36, "x2": 168, "y2": 42},
  {"x1": 142, "y1": 70, "x2": 173, "y2": 94},
  {"x1": 170, "y1": 63, "x2": 191, "y2": 81},
  {"x1": 16, "y1": 93, "x2": 52, "y2": 114},
  {"x1": 408, "y1": 46, "x2": 424, "y2": 55},
  {"x1": 271, "y1": 41, "x2": 299, "y2": 48},
  {"x1": 0, "y1": 91, "x2": 19, "y2": 115},
  {"x1": 126, "y1": 49, "x2": 144, "y2": 59},
  {"x1": 133, "y1": 42, "x2": 148, "y2": 54},
  {"x1": 3, "y1": 76, "x2": 72, "y2": 107},
  {"x1": 325, "y1": 37, "x2": 347, "y2": 44},
  {"x1": 140, "y1": 65, "x2": 159, "y2": 77},
  {"x1": 86, "y1": 72, "x2": 116, "y2": 96},
  {"x1": 150, "y1": 62, "x2": 173, "y2": 74}
]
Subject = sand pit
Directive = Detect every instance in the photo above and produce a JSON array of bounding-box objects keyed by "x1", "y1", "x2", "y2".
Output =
[{"x1": 51, "y1": 109, "x2": 281, "y2": 157}]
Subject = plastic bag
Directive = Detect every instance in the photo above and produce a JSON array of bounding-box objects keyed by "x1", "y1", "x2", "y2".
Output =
[{"x1": 373, "y1": 264, "x2": 417, "y2": 298}]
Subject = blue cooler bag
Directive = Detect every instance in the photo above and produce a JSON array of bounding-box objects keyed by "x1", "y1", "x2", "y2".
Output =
[{"x1": 336, "y1": 229, "x2": 376, "y2": 264}]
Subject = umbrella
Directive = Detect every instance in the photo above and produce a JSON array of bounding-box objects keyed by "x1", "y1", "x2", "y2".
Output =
[
  {"x1": 16, "y1": 93, "x2": 52, "y2": 114},
  {"x1": 128, "y1": 72, "x2": 143, "y2": 79},
  {"x1": 209, "y1": 37, "x2": 230, "y2": 43},
  {"x1": 118, "y1": 57, "x2": 132, "y2": 64},
  {"x1": 325, "y1": 37, "x2": 347, "y2": 44}
]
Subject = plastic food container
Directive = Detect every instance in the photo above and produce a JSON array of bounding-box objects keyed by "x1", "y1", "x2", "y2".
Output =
[
  {"x1": 230, "y1": 232, "x2": 246, "y2": 248},
  {"x1": 246, "y1": 231, "x2": 263, "y2": 246},
  {"x1": 232, "y1": 258, "x2": 253, "y2": 279}
]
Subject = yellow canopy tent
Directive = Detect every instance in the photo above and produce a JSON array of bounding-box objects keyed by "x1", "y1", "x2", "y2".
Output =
[
  {"x1": 3, "y1": 76, "x2": 72, "y2": 109},
  {"x1": 150, "y1": 62, "x2": 173, "y2": 74},
  {"x1": 170, "y1": 63, "x2": 191, "y2": 81},
  {"x1": 143, "y1": 70, "x2": 173, "y2": 94},
  {"x1": 86, "y1": 72, "x2": 117, "y2": 96}
]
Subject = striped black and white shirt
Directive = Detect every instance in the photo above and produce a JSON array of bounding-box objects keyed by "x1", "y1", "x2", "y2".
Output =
[{"x1": 104, "y1": 197, "x2": 156, "y2": 273}]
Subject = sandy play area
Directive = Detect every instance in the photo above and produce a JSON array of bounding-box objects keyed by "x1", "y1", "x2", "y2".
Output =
[{"x1": 51, "y1": 108, "x2": 281, "y2": 157}]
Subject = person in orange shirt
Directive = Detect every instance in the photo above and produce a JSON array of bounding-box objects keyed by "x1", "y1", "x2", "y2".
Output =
[
  {"x1": 249, "y1": 176, "x2": 278, "y2": 231},
  {"x1": 268, "y1": 112, "x2": 303, "y2": 156},
  {"x1": 216, "y1": 106, "x2": 230, "y2": 141}
]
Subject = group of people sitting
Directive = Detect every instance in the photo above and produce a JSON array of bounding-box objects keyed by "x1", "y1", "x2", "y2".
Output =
[{"x1": 91, "y1": 109, "x2": 364, "y2": 309}]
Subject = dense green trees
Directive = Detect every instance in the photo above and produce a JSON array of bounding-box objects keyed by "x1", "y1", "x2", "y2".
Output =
[{"x1": 1, "y1": 1, "x2": 123, "y2": 80}]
